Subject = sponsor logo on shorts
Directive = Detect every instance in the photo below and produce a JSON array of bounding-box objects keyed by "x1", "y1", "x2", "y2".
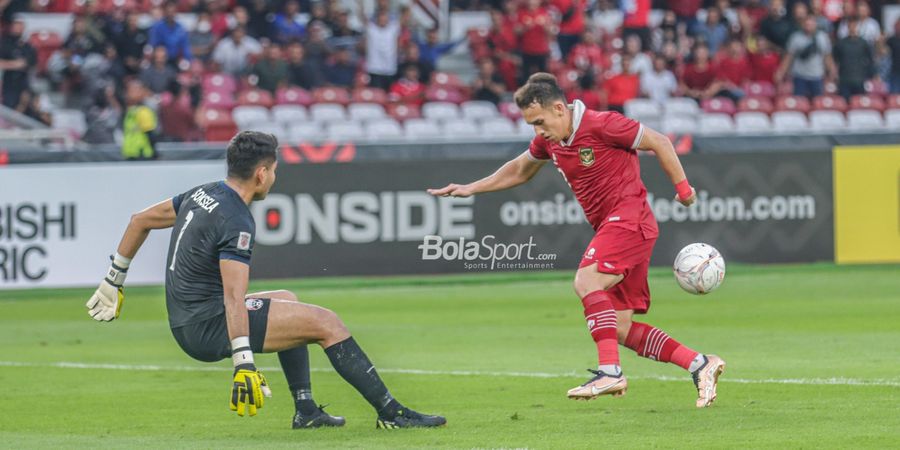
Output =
[
  {"x1": 603, "y1": 262, "x2": 615, "y2": 269},
  {"x1": 585, "y1": 248, "x2": 596, "y2": 259},
  {"x1": 245, "y1": 298, "x2": 264, "y2": 311},
  {"x1": 237, "y1": 232, "x2": 251, "y2": 250}
]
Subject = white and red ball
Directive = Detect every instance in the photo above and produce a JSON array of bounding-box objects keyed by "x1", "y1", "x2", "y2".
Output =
[{"x1": 673, "y1": 243, "x2": 726, "y2": 295}]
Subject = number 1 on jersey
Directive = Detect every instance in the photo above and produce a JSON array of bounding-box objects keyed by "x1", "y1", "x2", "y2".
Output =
[{"x1": 169, "y1": 210, "x2": 195, "y2": 271}]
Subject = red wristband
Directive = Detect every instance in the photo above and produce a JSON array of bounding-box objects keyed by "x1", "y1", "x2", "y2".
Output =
[{"x1": 675, "y1": 180, "x2": 693, "y2": 201}]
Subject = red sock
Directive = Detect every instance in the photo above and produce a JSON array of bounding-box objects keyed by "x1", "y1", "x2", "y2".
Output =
[
  {"x1": 624, "y1": 322, "x2": 699, "y2": 371},
  {"x1": 581, "y1": 290, "x2": 619, "y2": 366}
]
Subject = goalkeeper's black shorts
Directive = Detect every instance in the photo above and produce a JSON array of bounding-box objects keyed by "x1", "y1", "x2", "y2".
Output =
[{"x1": 170, "y1": 297, "x2": 271, "y2": 362}]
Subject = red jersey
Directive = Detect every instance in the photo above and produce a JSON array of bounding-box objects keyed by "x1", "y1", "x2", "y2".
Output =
[
  {"x1": 389, "y1": 79, "x2": 425, "y2": 105},
  {"x1": 517, "y1": 8, "x2": 552, "y2": 55},
  {"x1": 715, "y1": 54, "x2": 751, "y2": 86},
  {"x1": 622, "y1": 0, "x2": 651, "y2": 28},
  {"x1": 552, "y1": 0, "x2": 586, "y2": 35},
  {"x1": 681, "y1": 63, "x2": 716, "y2": 90},
  {"x1": 567, "y1": 42, "x2": 606, "y2": 72},
  {"x1": 604, "y1": 73, "x2": 640, "y2": 107},
  {"x1": 527, "y1": 101, "x2": 658, "y2": 237},
  {"x1": 748, "y1": 50, "x2": 780, "y2": 83}
]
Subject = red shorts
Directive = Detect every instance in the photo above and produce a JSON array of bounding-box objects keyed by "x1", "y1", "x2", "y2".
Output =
[{"x1": 579, "y1": 224, "x2": 656, "y2": 314}]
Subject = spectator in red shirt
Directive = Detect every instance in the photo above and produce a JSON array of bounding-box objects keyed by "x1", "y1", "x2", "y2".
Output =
[
  {"x1": 715, "y1": 39, "x2": 750, "y2": 96},
  {"x1": 666, "y1": 0, "x2": 702, "y2": 35},
  {"x1": 488, "y1": 8, "x2": 520, "y2": 90},
  {"x1": 680, "y1": 43, "x2": 724, "y2": 102},
  {"x1": 604, "y1": 55, "x2": 640, "y2": 113},
  {"x1": 567, "y1": 29, "x2": 605, "y2": 75},
  {"x1": 739, "y1": 0, "x2": 768, "y2": 37},
  {"x1": 552, "y1": 0, "x2": 585, "y2": 59},
  {"x1": 566, "y1": 72, "x2": 605, "y2": 111},
  {"x1": 622, "y1": 0, "x2": 652, "y2": 52},
  {"x1": 748, "y1": 36, "x2": 781, "y2": 83},
  {"x1": 389, "y1": 64, "x2": 426, "y2": 106},
  {"x1": 515, "y1": 0, "x2": 553, "y2": 82}
]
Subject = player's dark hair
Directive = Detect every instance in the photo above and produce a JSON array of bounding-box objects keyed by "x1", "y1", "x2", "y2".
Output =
[
  {"x1": 226, "y1": 131, "x2": 278, "y2": 180},
  {"x1": 514, "y1": 72, "x2": 566, "y2": 110}
]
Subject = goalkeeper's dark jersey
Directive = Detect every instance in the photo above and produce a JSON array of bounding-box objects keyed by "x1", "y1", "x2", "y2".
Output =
[{"x1": 165, "y1": 181, "x2": 255, "y2": 328}]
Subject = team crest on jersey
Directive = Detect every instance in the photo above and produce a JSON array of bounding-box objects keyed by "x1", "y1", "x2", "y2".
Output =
[
  {"x1": 237, "y1": 232, "x2": 251, "y2": 250},
  {"x1": 579, "y1": 147, "x2": 595, "y2": 166},
  {"x1": 245, "y1": 298, "x2": 264, "y2": 311}
]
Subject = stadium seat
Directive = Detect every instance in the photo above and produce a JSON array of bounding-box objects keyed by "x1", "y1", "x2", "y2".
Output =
[
  {"x1": 232, "y1": 106, "x2": 271, "y2": 130},
  {"x1": 516, "y1": 118, "x2": 535, "y2": 137},
  {"x1": 424, "y1": 86, "x2": 467, "y2": 104},
  {"x1": 480, "y1": 117, "x2": 518, "y2": 138},
  {"x1": 864, "y1": 78, "x2": 888, "y2": 96},
  {"x1": 663, "y1": 98, "x2": 700, "y2": 117},
  {"x1": 276, "y1": 87, "x2": 313, "y2": 106},
  {"x1": 201, "y1": 109, "x2": 237, "y2": 142},
  {"x1": 422, "y1": 102, "x2": 460, "y2": 121},
  {"x1": 775, "y1": 95, "x2": 811, "y2": 113},
  {"x1": 365, "y1": 119, "x2": 404, "y2": 140},
  {"x1": 771, "y1": 111, "x2": 809, "y2": 133},
  {"x1": 249, "y1": 122, "x2": 288, "y2": 141},
  {"x1": 286, "y1": 123, "x2": 324, "y2": 143},
  {"x1": 404, "y1": 119, "x2": 442, "y2": 140},
  {"x1": 849, "y1": 95, "x2": 885, "y2": 112},
  {"x1": 812, "y1": 95, "x2": 848, "y2": 113},
  {"x1": 430, "y1": 72, "x2": 467, "y2": 92},
  {"x1": 348, "y1": 103, "x2": 387, "y2": 121},
  {"x1": 201, "y1": 91, "x2": 236, "y2": 110},
  {"x1": 202, "y1": 73, "x2": 237, "y2": 95},
  {"x1": 624, "y1": 99, "x2": 662, "y2": 121},
  {"x1": 272, "y1": 105, "x2": 308, "y2": 125},
  {"x1": 734, "y1": 112, "x2": 772, "y2": 133},
  {"x1": 237, "y1": 89, "x2": 274, "y2": 108},
  {"x1": 443, "y1": 119, "x2": 478, "y2": 136},
  {"x1": 351, "y1": 87, "x2": 388, "y2": 105},
  {"x1": 554, "y1": 69, "x2": 580, "y2": 92},
  {"x1": 499, "y1": 101, "x2": 523, "y2": 120},
  {"x1": 846, "y1": 110, "x2": 884, "y2": 130},
  {"x1": 884, "y1": 110, "x2": 900, "y2": 129},
  {"x1": 387, "y1": 103, "x2": 422, "y2": 122},
  {"x1": 309, "y1": 103, "x2": 347, "y2": 122},
  {"x1": 886, "y1": 94, "x2": 900, "y2": 110},
  {"x1": 28, "y1": 30, "x2": 62, "y2": 75},
  {"x1": 738, "y1": 97, "x2": 774, "y2": 115},
  {"x1": 698, "y1": 113, "x2": 735, "y2": 134},
  {"x1": 743, "y1": 81, "x2": 776, "y2": 98},
  {"x1": 701, "y1": 98, "x2": 737, "y2": 115},
  {"x1": 461, "y1": 101, "x2": 499, "y2": 120},
  {"x1": 661, "y1": 115, "x2": 698, "y2": 134},
  {"x1": 327, "y1": 122, "x2": 366, "y2": 141},
  {"x1": 809, "y1": 110, "x2": 846, "y2": 131},
  {"x1": 313, "y1": 87, "x2": 351, "y2": 106},
  {"x1": 51, "y1": 109, "x2": 87, "y2": 138}
]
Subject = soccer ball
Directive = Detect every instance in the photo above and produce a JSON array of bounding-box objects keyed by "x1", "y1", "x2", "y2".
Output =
[{"x1": 673, "y1": 243, "x2": 726, "y2": 295}]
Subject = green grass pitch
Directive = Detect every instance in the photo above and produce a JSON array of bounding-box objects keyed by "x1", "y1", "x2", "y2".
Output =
[{"x1": 1, "y1": 263, "x2": 898, "y2": 449}]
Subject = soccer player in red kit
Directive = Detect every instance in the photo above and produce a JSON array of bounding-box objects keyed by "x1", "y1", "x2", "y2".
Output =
[{"x1": 427, "y1": 73, "x2": 726, "y2": 407}]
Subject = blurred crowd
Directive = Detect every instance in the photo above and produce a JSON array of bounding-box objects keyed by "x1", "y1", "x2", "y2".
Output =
[{"x1": 0, "y1": 0, "x2": 897, "y2": 142}]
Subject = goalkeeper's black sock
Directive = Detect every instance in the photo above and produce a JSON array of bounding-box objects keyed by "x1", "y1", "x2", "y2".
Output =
[
  {"x1": 324, "y1": 337, "x2": 398, "y2": 415},
  {"x1": 278, "y1": 345, "x2": 319, "y2": 415}
]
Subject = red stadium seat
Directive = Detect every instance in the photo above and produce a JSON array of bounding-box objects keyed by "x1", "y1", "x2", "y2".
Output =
[
  {"x1": 499, "y1": 101, "x2": 523, "y2": 120},
  {"x1": 743, "y1": 81, "x2": 776, "y2": 99},
  {"x1": 430, "y1": 71, "x2": 468, "y2": 93},
  {"x1": 776, "y1": 80, "x2": 794, "y2": 96},
  {"x1": 313, "y1": 87, "x2": 351, "y2": 106},
  {"x1": 201, "y1": 91, "x2": 236, "y2": 110},
  {"x1": 28, "y1": 30, "x2": 63, "y2": 75},
  {"x1": 200, "y1": 108, "x2": 237, "y2": 142},
  {"x1": 738, "y1": 97, "x2": 774, "y2": 114},
  {"x1": 865, "y1": 79, "x2": 888, "y2": 96},
  {"x1": 276, "y1": 87, "x2": 313, "y2": 106},
  {"x1": 887, "y1": 94, "x2": 900, "y2": 110},
  {"x1": 812, "y1": 95, "x2": 848, "y2": 113},
  {"x1": 775, "y1": 95, "x2": 811, "y2": 113},
  {"x1": 849, "y1": 94, "x2": 885, "y2": 112},
  {"x1": 424, "y1": 86, "x2": 467, "y2": 104},
  {"x1": 387, "y1": 103, "x2": 422, "y2": 122},
  {"x1": 351, "y1": 87, "x2": 388, "y2": 105},
  {"x1": 554, "y1": 69, "x2": 580, "y2": 92},
  {"x1": 701, "y1": 97, "x2": 736, "y2": 115},
  {"x1": 237, "y1": 89, "x2": 274, "y2": 108},
  {"x1": 202, "y1": 73, "x2": 237, "y2": 95}
]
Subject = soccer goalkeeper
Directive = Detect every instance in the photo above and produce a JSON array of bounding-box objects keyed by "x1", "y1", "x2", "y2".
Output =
[{"x1": 85, "y1": 131, "x2": 445, "y2": 429}]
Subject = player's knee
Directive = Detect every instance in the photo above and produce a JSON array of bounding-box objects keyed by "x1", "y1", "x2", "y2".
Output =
[{"x1": 316, "y1": 308, "x2": 350, "y2": 344}]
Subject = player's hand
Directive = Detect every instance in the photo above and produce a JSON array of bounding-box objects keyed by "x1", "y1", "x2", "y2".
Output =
[
  {"x1": 86, "y1": 280, "x2": 124, "y2": 321},
  {"x1": 675, "y1": 187, "x2": 697, "y2": 207},
  {"x1": 427, "y1": 183, "x2": 475, "y2": 198},
  {"x1": 230, "y1": 365, "x2": 270, "y2": 417}
]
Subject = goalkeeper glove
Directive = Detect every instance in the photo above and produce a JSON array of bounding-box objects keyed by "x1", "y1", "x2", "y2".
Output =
[
  {"x1": 229, "y1": 337, "x2": 272, "y2": 417},
  {"x1": 86, "y1": 254, "x2": 130, "y2": 322}
]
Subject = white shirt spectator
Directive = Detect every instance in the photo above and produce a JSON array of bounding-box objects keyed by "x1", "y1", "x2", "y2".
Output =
[
  {"x1": 365, "y1": 19, "x2": 401, "y2": 76},
  {"x1": 212, "y1": 33, "x2": 263, "y2": 75},
  {"x1": 837, "y1": 17, "x2": 881, "y2": 45},
  {"x1": 641, "y1": 68, "x2": 678, "y2": 104}
]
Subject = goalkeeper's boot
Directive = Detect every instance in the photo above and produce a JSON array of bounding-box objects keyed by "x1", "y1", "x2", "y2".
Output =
[
  {"x1": 567, "y1": 369, "x2": 628, "y2": 400},
  {"x1": 292, "y1": 405, "x2": 346, "y2": 429},
  {"x1": 692, "y1": 354, "x2": 726, "y2": 408},
  {"x1": 376, "y1": 406, "x2": 446, "y2": 429}
]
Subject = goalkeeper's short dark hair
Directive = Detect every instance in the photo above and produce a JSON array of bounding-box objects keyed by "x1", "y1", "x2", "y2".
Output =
[
  {"x1": 514, "y1": 73, "x2": 567, "y2": 110},
  {"x1": 226, "y1": 131, "x2": 278, "y2": 180}
]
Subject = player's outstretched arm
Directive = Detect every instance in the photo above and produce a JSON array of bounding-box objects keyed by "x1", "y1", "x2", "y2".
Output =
[
  {"x1": 221, "y1": 260, "x2": 271, "y2": 417},
  {"x1": 427, "y1": 151, "x2": 545, "y2": 198},
  {"x1": 86, "y1": 199, "x2": 178, "y2": 322},
  {"x1": 635, "y1": 126, "x2": 696, "y2": 207}
]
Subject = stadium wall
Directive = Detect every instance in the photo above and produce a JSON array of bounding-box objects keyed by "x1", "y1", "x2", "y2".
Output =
[{"x1": 0, "y1": 151, "x2": 837, "y2": 289}]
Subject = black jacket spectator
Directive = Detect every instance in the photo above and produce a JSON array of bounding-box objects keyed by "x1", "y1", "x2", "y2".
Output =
[{"x1": 0, "y1": 20, "x2": 36, "y2": 109}]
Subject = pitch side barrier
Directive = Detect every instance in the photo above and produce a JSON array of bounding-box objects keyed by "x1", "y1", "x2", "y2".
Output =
[{"x1": 0, "y1": 152, "x2": 837, "y2": 288}]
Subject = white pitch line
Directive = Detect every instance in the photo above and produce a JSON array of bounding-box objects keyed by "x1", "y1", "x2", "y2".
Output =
[{"x1": 2, "y1": 361, "x2": 899, "y2": 387}]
